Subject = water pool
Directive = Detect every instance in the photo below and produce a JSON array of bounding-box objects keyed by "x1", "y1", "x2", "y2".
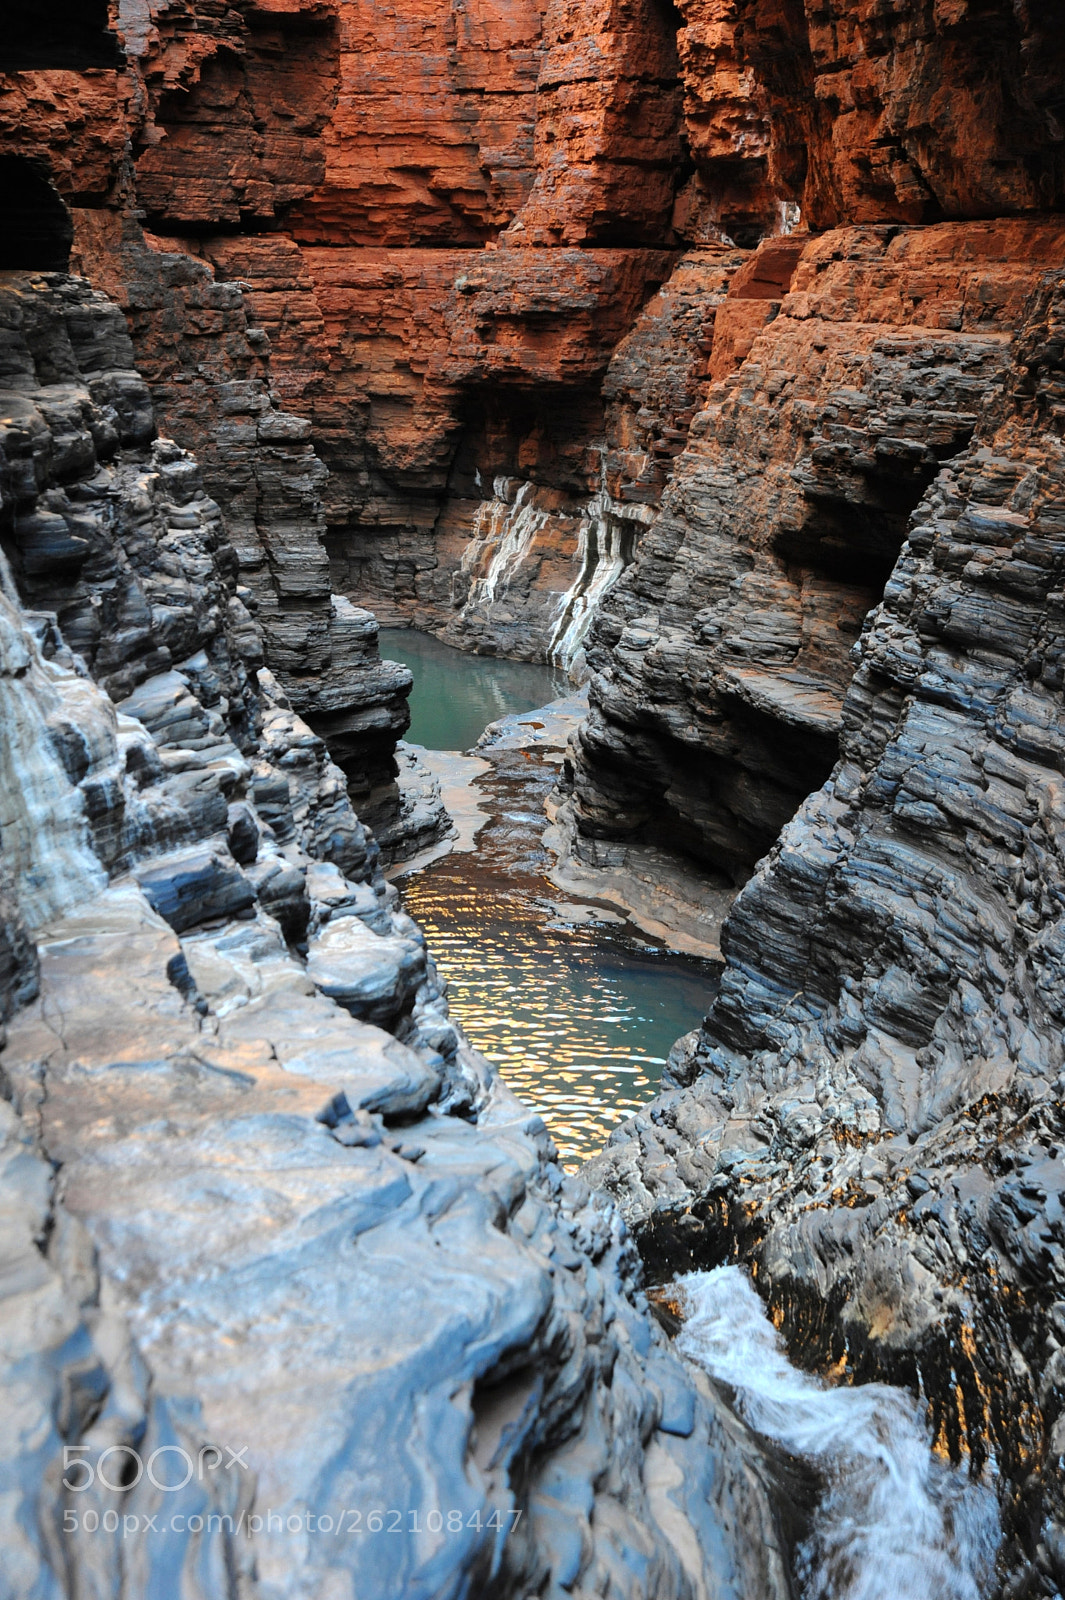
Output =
[{"x1": 379, "y1": 629, "x2": 718, "y2": 1166}]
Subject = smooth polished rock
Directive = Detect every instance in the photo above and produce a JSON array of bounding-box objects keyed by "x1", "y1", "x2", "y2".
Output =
[
  {"x1": 134, "y1": 846, "x2": 255, "y2": 934},
  {"x1": 305, "y1": 914, "x2": 427, "y2": 1029},
  {"x1": 0, "y1": 884, "x2": 795, "y2": 1600}
]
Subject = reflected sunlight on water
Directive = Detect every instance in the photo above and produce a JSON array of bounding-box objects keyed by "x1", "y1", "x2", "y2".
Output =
[
  {"x1": 399, "y1": 755, "x2": 717, "y2": 1168},
  {"x1": 382, "y1": 628, "x2": 719, "y2": 1169}
]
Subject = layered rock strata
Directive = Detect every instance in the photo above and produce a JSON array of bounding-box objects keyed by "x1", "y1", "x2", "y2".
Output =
[
  {"x1": 0, "y1": 269, "x2": 800, "y2": 1600},
  {"x1": 5, "y1": 0, "x2": 1065, "y2": 689},
  {"x1": 672, "y1": 0, "x2": 1065, "y2": 232},
  {"x1": 588, "y1": 267, "x2": 1065, "y2": 1592},
  {"x1": 4, "y1": 2, "x2": 1065, "y2": 1592},
  {"x1": 0, "y1": 0, "x2": 780, "y2": 679},
  {"x1": 567, "y1": 218, "x2": 1065, "y2": 881}
]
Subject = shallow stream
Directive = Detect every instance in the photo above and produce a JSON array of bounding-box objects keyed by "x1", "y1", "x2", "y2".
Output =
[
  {"x1": 676, "y1": 1269, "x2": 1000, "y2": 1600},
  {"x1": 379, "y1": 628, "x2": 716, "y2": 1167}
]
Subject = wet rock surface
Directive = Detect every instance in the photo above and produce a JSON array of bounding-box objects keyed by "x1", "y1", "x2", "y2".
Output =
[{"x1": 0, "y1": 882, "x2": 799, "y2": 1600}]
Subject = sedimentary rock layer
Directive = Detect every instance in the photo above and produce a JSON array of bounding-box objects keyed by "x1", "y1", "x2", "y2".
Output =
[
  {"x1": 568, "y1": 218, "x2": 1065, "y2": 879},
  {"x1": 0, "y1": 270, "x2": 796, "y2": 1599},
  {"x1": 8, "y1": 0, "x2": 1061, "y2": 684},
  {"x1": 587, "y1": 265, "x2": 1065, "y2": 1592}
]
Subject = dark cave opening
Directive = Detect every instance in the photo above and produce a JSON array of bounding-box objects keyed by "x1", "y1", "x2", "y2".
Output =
[
  {"x1": 0, "y1": 157, "x2": 73, "y2": 271},
  {"x1": 0, "y1": 0, "x2": 122, "y2": 71},
  {"x1": 772, "y1": 498, "x2": 913, "y2": 594}
]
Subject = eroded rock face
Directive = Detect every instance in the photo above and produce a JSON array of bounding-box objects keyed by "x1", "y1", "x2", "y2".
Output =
[
  {"x1": 672, "y1": 0, "x2": 1065, "y2": 231},
  {"x1": 587, "y1": 270, "x2": 1065, "y2": 1590},
  {"x1": 0, "y1": 0, "x2": 748, "y2": 672},
  {"x1": 5, "y1": 1, "x2": 1065, "y2": 1592},
  {"x1": 5, "y1": 0, "x2": 1065, "y2": 690},
  {"x1": 0, "y1": 274, "x2": 795, "y2": 1600},
  {"x1": 568, "y1": 218, "x2": 1065, "y2": 880}
]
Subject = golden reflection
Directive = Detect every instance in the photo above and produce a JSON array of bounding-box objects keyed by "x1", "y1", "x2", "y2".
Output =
[{"x1": 402, "y1": 864, "x2": 713, "y2": 1170}]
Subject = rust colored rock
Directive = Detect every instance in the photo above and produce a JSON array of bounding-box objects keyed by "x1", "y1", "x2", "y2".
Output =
[
  {"x1": 674, "y1": 0, "x2": 1065, "y2": 229},
  {"x1": 703, "y1": 297, "x2": 777, "y2": 382},
  {"x1": 700, "y1": 235, "x2": 807, "y2": 381},
  {"x1": 505, "y1": 0, "x2": 684, "y2": 247},
  {"x1": 0, "y1": 69, "x2": 129, "y2": 202},
  {"x1": 134, "y1": 6, "x2": 340, "y2": 230},
  {"x1": 670, "y1": 0, "x2": 781, "y2": 243},
  {"x1": 602, "y1": 247, "x2": 743, "y2": 509},
  {"x1": 726, "y1": 236, "x2": 805, "y2": 298},
  {"x1": 287, "y1": 0, "x2": 545, "y2": 246},
  {"x1": 224, "y1": 241, "x2": 674, "y2": 645}
]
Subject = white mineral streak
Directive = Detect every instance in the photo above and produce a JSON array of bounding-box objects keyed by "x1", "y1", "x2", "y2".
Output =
[
  {"x1": 457, "y1": 476, "x2": 646, "y2": 675},
  {"x1": 0, "y1": 557, "x2": 108, "y2": 927},
  {"x1": 676, "y1": 1267, "x2": 1001, "y2": 1600},
  {"x1": 460, "y1": 478, "x2": 552, "y2": 607},
  {"x1": 548, "y1": 493, "x2": 631, "y2": 674}
]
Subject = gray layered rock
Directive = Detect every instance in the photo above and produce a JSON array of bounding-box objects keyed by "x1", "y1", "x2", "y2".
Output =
[
  {"x1": 566, "y1": 221, "x2": 1065, "y2": 884},
  {"x1": 0, "y1": 884, "x2": 793, "y2": 1600},
  {"x1": 0, "y1": 270, "x2": 797, "y2": 1599},
  {"x1": 0, "y1": 262, "x2": 444, "y2": 863},
  {"x1": 587, "y1": 269, "x2": 1065, "y2": 1591}
]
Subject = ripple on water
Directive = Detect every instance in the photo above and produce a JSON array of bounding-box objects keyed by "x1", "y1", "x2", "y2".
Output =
[
  {"x1": 400, "y1": 769, "x2": 718, "y2": 1168},
  {"x1": 380, "y1": 629, "x2": 719, "y2": 1168}
]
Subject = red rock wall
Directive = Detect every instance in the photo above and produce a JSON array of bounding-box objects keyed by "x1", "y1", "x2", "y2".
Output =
[
  {"x1": 134, "y1": 5, "x2": 340, "y2": 230},
  {"x1": 675, "y1": 0, "x2": 1065, "y2": 231},
  {"x1": 4, "y1": 0, "x2": 1065, "y2": 680},
  {"x1": 504, "y1": 0, "x2": 684, "y2": 247},
  {"x1": 288, "y1": 0, "x2": 545, "y2": 247}
]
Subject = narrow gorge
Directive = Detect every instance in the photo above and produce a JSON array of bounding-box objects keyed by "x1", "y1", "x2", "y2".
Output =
[{"x1": 1, "y1": 2, "x2": 1064, "y2": 1597}]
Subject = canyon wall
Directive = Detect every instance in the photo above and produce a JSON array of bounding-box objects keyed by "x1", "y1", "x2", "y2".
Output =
[
  {"x1": 4, "y1": 0, "x2": 1065, "y2": 1592},
  {"x1": 587, "y1": 261, "x2": 1065, "y2": 1593},
  {"x1": 5, "y1": 0, "x2": 1064, "y2": 697},
  {"x1": 558, "y1": 8, "x2": 1065, "y2": 1588},
  {"x1": 566, "y1": 218, "x2": 1065, "y2": 881},
  {"x1": 0, "y1": 0, "x2": 785, "y2": 684},
  {"x1": 0, "y1": 270, "x2": 796, "y2": 1599}
]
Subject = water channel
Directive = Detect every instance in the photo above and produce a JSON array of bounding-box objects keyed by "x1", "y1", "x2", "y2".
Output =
[{"x1": 379, "y1": 627, "x2": 717, "y2": 1168}]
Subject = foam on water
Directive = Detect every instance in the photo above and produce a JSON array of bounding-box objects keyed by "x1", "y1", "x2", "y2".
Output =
[{"x1": 675, "y1": 1267, "x2": 1001, "y2": 1600}]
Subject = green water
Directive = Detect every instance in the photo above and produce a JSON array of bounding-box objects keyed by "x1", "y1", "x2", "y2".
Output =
[
  {"x1": 379, "y1": 628, "x2": 567, "y2": 753},
  {"x1": 380, "y1": 629, "x2": 718, "y2": 1166}
]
